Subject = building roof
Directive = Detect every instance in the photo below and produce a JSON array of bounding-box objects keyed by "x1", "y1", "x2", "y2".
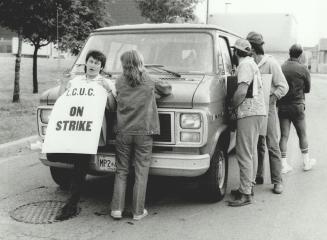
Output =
[{"x1": 209, "y1": 13, "x2": 298, "y2": 52}]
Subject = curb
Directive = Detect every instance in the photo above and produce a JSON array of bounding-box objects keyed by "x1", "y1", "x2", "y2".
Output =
[{"x1": 0, "y1": 135, "x2": 39, "y2": 151}]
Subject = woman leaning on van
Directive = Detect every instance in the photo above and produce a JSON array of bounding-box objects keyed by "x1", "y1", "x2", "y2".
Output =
[
  {"x1": 228, "y1": 39, "x2": 266, "y2": 207},
  {"x1": 110, "y1": 50, "x2": 171, "y2": 220}
]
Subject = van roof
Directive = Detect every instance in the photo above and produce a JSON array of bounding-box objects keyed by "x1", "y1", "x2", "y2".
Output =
[{"x1": 94, "y1": 23, "x2": 240, "y2": 37}]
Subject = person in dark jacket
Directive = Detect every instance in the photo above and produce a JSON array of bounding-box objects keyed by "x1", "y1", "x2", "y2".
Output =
[
  {"x1": 110, "y1": 50, "x2": 171, "y2": 220},
  {"x1": 279, "y1": 44, "x2": 316, "y2": 172}
]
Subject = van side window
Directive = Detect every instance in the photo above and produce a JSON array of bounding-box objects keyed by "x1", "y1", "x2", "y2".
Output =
[
  {"x1": 218, "y1": 37, "x2": 233, "y2": 75},
  {"x1": 217, "y1": 49, "x2": 225, "y2": 75}
]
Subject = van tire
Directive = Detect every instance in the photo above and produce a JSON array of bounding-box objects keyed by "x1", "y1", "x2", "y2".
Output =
[
  {"x1": 50, "y1": 167, "x2": 73, "y2": 190},
  {"x1": 200, "y1": 147, "x2": 228, "y2": 202}
]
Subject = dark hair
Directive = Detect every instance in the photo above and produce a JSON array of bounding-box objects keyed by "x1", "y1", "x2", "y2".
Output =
[
  {"x1": 120, "y1": 50, "x2": 145, "y2": 87},
  {"x1": 249, "y1": 42, "x2": 264, "y2": 55},
  {"x1": 235, "y1": 49, "x2": 251, "y2": 58},
  {"x1": 289, "y1": 44, "x2": 303, "y2": 58},
  {"x1": 85, "y1": 50, "x2": 106, "y2": 68}
]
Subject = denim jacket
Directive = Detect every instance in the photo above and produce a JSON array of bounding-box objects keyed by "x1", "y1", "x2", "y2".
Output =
[{"x1": 115, "y1": 73, "x2": 172, "y2": 135}]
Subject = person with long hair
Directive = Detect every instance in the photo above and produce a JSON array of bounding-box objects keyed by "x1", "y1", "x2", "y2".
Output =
[{"x1": 110, "y1": 50, "x2": 171, "y2": 220}]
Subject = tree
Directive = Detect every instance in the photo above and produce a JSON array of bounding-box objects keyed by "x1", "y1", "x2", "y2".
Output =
[
  {"x1": 0, "y1": 0, "x2": 112, "y2": 95},
  {"x1": 59, "y1": 0, "x2": 112, "y2": 55},
  {"x1": 21, "y1": 0, "x2": 65, "y2": 94},
  {"x1": 135, "y1": 0, "x2": 199, "y2": 23},
  {"x1": 0, "y1": 0, "x2": 26, "y2": 102},
  {"x1": 13, "y1": 32, "x2": 23, "y2": 102}
]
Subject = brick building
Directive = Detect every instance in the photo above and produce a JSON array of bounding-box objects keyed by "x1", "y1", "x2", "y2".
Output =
[
  {"x1": 317, "y1": 38, "x2": 327, "y2": 73},
  {"x1": 0, "y1": 27, "x2": 16, "y2": 53}
]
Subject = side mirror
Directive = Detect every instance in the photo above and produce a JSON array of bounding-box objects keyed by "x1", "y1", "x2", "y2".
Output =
[{"x1": 62, "y1": 68, "x2": 71, "y2": 78}]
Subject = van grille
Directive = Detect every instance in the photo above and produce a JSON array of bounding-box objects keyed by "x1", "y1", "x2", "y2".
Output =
[
  {"x1": 107, "y1": 112, "x2": 174, "y2": 144},
  {"x1": 154, "y1": 113, "x2": 173, "y2": 143}
]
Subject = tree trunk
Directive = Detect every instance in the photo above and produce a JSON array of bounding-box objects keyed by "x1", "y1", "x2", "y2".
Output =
[
  {"x1": 13, "y1": 31, "x2": 23, "y2": 103},
  {"x1": 32, "y1": 45, "x2": 39, "y2": 93}
]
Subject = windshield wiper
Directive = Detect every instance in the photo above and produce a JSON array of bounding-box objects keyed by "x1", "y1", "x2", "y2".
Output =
[
  {"x1": 74, "y1": 63, "x2": 85, "y2": 67},
  {"x1": 144, "y1": 64, "x2": 181, "y2": 78}
]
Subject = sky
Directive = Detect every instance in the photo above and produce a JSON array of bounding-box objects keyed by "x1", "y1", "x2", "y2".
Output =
[{"x1": 195, "y1": 0, "x2": 327, "y2": 47}]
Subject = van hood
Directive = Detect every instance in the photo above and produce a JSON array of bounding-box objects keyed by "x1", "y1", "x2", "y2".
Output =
[
  {"x1": 156, "y1": 74, "x2": 205, "y2": 108},
  {"x1": 41, "y1": 75, "x2": 205, "y2": 108}
]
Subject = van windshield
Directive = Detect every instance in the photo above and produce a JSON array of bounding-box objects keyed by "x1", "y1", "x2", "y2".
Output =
[{"x1": 72, "y1": 32, "x2": 214, "y2": 74}]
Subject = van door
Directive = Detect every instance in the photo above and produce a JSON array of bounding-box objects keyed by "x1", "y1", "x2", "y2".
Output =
[
  {"x1": 218, "y1": 36, "x2": 237, "y2": 97},
  {"x1": 218, "y1": 35, "x2": 238, "y2": 151}
]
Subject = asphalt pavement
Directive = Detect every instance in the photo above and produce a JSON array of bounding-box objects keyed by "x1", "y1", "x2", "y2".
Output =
[{"x1": 0, "y1": 74, "x2": 327, "y2": 240}]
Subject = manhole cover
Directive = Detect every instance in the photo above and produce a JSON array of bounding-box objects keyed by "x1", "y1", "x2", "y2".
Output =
[{"x1": 10, "y1": 200, "x2": 80, "y2": 224}]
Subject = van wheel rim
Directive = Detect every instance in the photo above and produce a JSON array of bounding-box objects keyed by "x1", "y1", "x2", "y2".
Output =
[{"x1": 218, "y1": 153, "x2": 225, "y2": 189}]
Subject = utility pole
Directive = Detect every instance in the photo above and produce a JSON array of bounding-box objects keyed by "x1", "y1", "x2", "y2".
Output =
[
  {"x1": 225, "y1": 2, "x2": 231, "y2": 14},
  {"x1": 206, "y1": 0, "x2": 209, "y2": 24},
  {"x1": 56, "y1": 7, "x2": 59, "y2": 57}
]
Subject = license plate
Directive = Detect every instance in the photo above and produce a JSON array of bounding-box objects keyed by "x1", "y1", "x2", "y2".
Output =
[{"x1": 97, "y1": 154, "x2": 116, "y2": 172}]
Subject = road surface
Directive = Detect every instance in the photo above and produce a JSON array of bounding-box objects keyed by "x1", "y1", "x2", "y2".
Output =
[{"x1": 0, "y1": 74, "x2": 327, "y2": 240}]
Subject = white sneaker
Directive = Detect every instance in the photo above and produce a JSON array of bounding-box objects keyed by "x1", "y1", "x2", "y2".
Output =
[
  {"x1": 281, "y1": 163, "x2": 293, "y2": 174},
  {"x1": 303, "y1": 158, "x2": 316, "y2": 171},
  {"x1": 133, "y1": 209, "x2": 148, "y2": 220},
  {"x1": 110, "y1": 210, "x2": 122, "y2": 219}
]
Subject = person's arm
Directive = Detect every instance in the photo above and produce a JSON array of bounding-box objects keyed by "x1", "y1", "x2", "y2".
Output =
[
  {"x1": 231, "y1": 82, "x2": 249, "y2": 108},
  {"x1": 270, "y1": 59, "x2": 289, "y2": 99},
  {"x1": 57, "y1": 79, "x2": 71, "y2": 97},
  {"x1": 231, "y1": 62, "x2": 252, "y2": 108},
  {"x1": 100, "y1": 78, "x2": 117, "y2": 111},
  {"x1": 303, "y1": 68, "x2": 311, "y2": 93},
  {"x1": 154, "y1": 78, "x2": 172, "y2": 99}
]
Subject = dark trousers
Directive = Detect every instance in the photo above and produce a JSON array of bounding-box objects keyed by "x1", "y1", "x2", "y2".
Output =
[{"x1": 68, "y1": 154, "x2": 90, "y2": 204}]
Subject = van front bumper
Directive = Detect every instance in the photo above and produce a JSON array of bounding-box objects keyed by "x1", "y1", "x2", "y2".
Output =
[{"x1": 40, "y1": 152, "x2": 210, "y2": 177}]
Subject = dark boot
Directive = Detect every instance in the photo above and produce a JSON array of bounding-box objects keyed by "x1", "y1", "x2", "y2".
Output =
[
  {"x1": 228, "y1": 192, "x2": 252, "y2": 207},
  {"x1": 55, "y1": 199, "x2": 79, "y2": 221}
]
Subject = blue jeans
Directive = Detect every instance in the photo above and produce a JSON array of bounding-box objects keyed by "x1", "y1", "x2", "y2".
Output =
[
  {"x1": 111, "y1": 134, "x2": 153, "y2": 215},
  {"x1": 257, "y1": 102, "x2": 282, "y2": 184}
]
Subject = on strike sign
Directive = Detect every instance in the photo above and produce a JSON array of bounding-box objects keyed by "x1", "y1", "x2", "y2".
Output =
[{"x1": 42, "y1": 82, "x2": 107, "y2": 154}]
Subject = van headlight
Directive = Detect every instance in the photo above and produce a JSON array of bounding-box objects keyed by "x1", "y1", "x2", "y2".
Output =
[
  {"x1": 40, "y1": 109, "x2": 52, "y2": 124},
  {"x1": 180, "y1": 113, "x2": 201, "y2": 129},
  {"x1": 180, "y1": 132, "x2": 200, "y2": 142}
]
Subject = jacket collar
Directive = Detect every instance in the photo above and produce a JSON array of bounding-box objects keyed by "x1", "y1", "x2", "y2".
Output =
[
  {"x1": 257, "y1": 54, "x2": 271, "y2": 68},
  {"x1": 288, "y1": 57, "x2": 300, "y2": 63}
]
